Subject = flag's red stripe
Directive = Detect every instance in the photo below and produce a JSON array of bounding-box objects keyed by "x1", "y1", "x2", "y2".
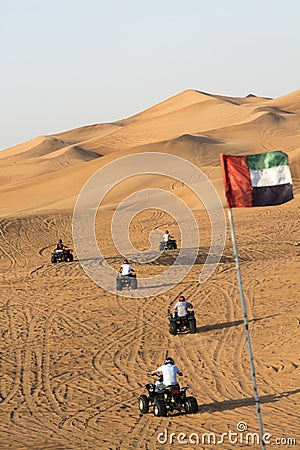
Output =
[{"x1": 220, "y1": 154, "x2": 252, "y2": 207}]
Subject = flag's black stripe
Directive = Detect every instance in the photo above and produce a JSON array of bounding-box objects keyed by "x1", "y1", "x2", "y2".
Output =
[{"x1": 252, "y1": 184, "x2": 293, "y2": 206}]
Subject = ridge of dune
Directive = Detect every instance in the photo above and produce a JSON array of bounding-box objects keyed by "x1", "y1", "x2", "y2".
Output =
[
  {"x1": 0, "y1": 124, "x2": 122, "y2": 163},
  {"x1": 0, "y1": 136, "x2": 47, "y2": 159},
  {"x1": 0, "y1": 92, "x2": 255, "y2": 165},
  {"x1": 269, "y1": 88, "x2": 300, "y2": 113},
  {"x1": 253, "y1": 105, "x2": 296, "y2": 115},
  {"x1": 0, "y1": 139, "x2": 103, "y2": 188},
  {"x1": 0, "y1": 135, "x2": 69, "y2": 162},
  {"x1": 203, "y1": 108, "x2": 300, "y2": 142},
  {"x1": 115, "y1": 89, "x2": 216, "y2": 124},
  {"x1": 49, "y1": 95, "x2": 275, "y2": 160},
  {"x1": 194, "y1": 89, "x2": 272, "y2": 106},
  {"x1": 0, "y1": 89, "x2": 275, "y2": 161},
  {"x1": 116, "y1": 89, "x2": 270, "y2": 126},
  {"x1": 78, "y1": 99, "x2": 259, "y2": 154},
  {"x1": 51, "y1": 122, "x2": 123, "y2": 144},
  {"x1": 39, "y1": 144, "x2": 102, "y2": 161}
]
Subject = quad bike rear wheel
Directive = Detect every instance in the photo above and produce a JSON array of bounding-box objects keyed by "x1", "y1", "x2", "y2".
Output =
[
  {"x1": 167, "y1": 240, "x2": 177, "y2": 250},
  {"x1": 138, "y1": 395, "x2": 149, "y2": 414},
  {"x1": 169, "y1": 321, "x2": 178, "y2": 336},
  {"x1": 189, "y1": 318, "x2": 197, "y2": 334},
  {"x1": 153, "y1": 400, "x2": 167, "y2": 417},
  {"x1": 131, "y1": 278, "x2": 137, "y2": 289},
  {"x1": 51, "y1": 255, "x2": 57, "y2": 264},
  {"x1": 184, "y1": 396, "x2": 198, "y2": 414}
]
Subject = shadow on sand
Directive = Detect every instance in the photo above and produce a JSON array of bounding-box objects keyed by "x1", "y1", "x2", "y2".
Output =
[
  {"x1": 200, "y1": 389, "x2": 300, "y2": 413},
  {"x1": 197, "y1": 314, "x2": 280, "y2": 333}
]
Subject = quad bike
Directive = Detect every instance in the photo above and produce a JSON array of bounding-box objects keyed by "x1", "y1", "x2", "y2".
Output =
[
  {"x1": 116, "y1": 274, "x2": 138, "y2": 291},
  {"x1": 169, "y1": 310, "x2": 197, "y2": 335},
  {"x1": 51, "y1": 249, "x2": 73, "y2": 264},
  {"x1": 138, "y1": 375, "x2": 198, "y2": 417},
  {"x1": 159, "y1": 239, "x2": 177, "y2": 251}
]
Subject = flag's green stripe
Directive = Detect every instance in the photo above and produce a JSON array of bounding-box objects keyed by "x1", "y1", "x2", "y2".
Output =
[{"x1": 246, "y1": 151, "x2": 288, "y2": 170}]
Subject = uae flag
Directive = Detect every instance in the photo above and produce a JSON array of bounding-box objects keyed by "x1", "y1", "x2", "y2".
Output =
[{"x1": 220, "y1": 151, "x2": 293, "y2": 207}]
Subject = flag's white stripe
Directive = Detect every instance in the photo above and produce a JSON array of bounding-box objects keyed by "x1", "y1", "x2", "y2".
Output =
[{"x1": 250, "y1": 165, "x2": 292, "y2": 187}]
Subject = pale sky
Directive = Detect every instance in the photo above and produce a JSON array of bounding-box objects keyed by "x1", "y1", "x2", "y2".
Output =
[{"x1": 1, "y1": 0, "x2": 299, "y2": 151}]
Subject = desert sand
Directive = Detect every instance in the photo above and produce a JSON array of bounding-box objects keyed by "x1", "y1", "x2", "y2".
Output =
[{"x1": 0, "y1": 89, "x2": 299, "y2": 449}]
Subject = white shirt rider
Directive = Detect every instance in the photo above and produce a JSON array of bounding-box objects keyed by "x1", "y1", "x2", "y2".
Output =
[
  {"x1": 152, "y1": 360, "x2": 183, "y2": 386},
  {"x1": 163, "y1": 232, "x2": 171, "y2": 243},
  {"x1": 120, "y1": 263, "x2": 133, "y2": 276},
  {"x1": 174, "y1": 299, "x2": 193, "y2": 317}
]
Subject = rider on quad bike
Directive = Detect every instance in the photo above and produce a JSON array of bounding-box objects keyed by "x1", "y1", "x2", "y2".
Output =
[
  {"x1": 54, "y1": 239, "x2": 68, "y2": 251},
  {"x1": 174, "y1": 295, "x2": 193, "y2": 318},
  {"x1": 116, "y1": 259, "x2": 138, "y2": 291},
  {"x1": 159, "y1": 230, "x2": 177, "y2": 251},
  {"x1": 119, "y1": 259, "x2": 135, "y2": 277},
  {"x1": 151, "y1": 356, "x2": 183, "y2": 389},
  {"x1": 169, "y1": 295, "x2": 196, "y2": 335},
  {"x1": 163, "y1": 230, "x2": 173, "y2": 244},
  {"x1": 51, "y1": 239, "x2": 73, "y2": 263},
  {"x1": 138, "y1": 356, "x2": 198, "y2": 416}
]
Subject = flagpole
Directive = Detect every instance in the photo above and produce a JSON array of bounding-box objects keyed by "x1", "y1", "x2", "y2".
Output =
[{"x1": 227, "y1": 207, "x2": 266, "y2": 450}]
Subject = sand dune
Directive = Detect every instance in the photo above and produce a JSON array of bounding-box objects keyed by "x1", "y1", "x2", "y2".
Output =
[
  {"x1": 0, "y1": 136, "x2": 68, "y2": 161},
  {"x1": 0, "y1": 89, "x2": 299, "y2": 449},
  {"x1": 0, "y1": 89, "x2": 299, "y2": 216},
  {"x1": 269, "y1": 89, "x2": 300, "y2": 113},
  {"x1": 53, "y1": 122, "x2": 124, "y2": 143}
]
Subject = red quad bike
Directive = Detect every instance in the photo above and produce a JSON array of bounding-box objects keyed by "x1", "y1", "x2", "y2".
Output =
[
  {"x1": 51, "y1": 249, "x2": 73, "y2": 263},
  {"x1": 138, "y1": 375, "x2": 198, "y2": 417},
  {"x1": 169, "y1": 310, "x2": 197, "y2": 335}
]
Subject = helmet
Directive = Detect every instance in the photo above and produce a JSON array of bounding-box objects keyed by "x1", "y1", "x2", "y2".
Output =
[
  {"x1": 165, "y1": 356, "x2": 174, "y2": 365},
  {"x1": 179, "y1": 295, "x2": 185, "y2": 302},
  {"x1": 58, "y1": 239, "x2": 62, "y2": 243},
  {"x1": 123, "y1": 259, "x2": 128, "y2": 264}
]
